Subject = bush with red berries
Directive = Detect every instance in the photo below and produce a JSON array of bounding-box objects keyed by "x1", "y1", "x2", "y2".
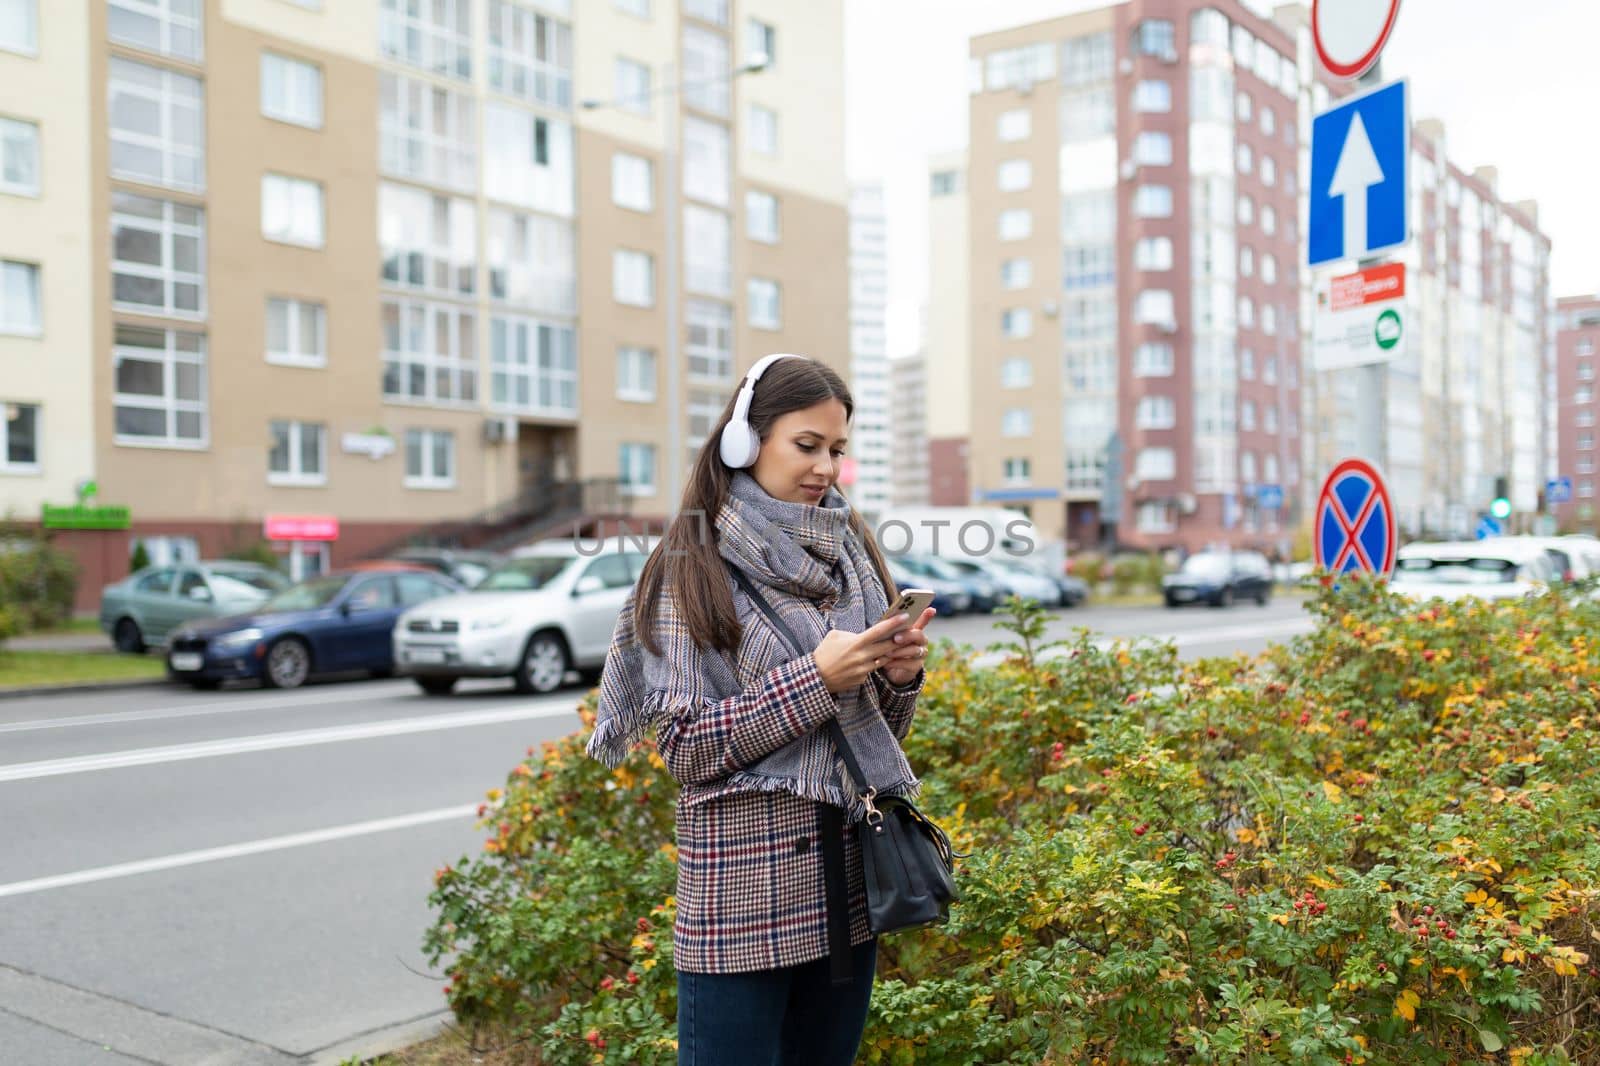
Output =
[{"x1": 427, "y1": 579, "x2": 1600, "y2": 1064}]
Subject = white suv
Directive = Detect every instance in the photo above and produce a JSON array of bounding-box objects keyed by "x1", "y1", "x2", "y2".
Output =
[
  {"x1": 392, "y1": 537, "x2": 654, "y2": 695},
  {"x1": 1391, "y1": 540, "x2": 1554, "y2": 603}
]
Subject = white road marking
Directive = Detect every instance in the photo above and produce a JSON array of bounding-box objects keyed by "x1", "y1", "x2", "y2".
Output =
[
  {"x1": 0, "y1": 683, "x2": 425, "y2": 735},
  {"x1": 0, "y1": 804, "x2": 477, "y2": 899},
  {"x1": 0, "y1": 702, "x2": 579, "y2": 783}
]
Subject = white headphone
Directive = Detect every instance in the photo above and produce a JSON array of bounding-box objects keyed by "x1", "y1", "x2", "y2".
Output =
[{"x1": 718, "y1": 353, "x2": 804, "y2": 468}]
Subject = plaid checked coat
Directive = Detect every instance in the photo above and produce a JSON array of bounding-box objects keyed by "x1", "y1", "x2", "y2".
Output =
[{"x1": 592, "y1": 483, "x2": 923, "y2": 974}]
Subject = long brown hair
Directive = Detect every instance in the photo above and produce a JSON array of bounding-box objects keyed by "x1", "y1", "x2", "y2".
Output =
[{"x1": 633, "y1": 357, "x2": 894, "y2": 655}]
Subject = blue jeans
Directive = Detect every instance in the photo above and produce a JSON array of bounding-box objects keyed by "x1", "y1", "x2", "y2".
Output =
[{"x1": 676, "y1": 939, "x2": 877, "y2": 1066}]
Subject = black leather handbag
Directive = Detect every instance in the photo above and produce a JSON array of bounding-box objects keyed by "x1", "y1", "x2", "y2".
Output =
[{"x1": 728, "y1": 569, "x2": 960, "y2": 951}]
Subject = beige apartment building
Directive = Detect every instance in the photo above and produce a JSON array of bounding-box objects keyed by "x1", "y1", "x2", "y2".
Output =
[{"x1": 1, "y1": 0, "x2": 848, "y2": 602}]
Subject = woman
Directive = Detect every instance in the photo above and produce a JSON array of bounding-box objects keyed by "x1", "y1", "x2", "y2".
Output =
[{"x1": 589, "y1": 353, "x2": 934, "y2": 1065}]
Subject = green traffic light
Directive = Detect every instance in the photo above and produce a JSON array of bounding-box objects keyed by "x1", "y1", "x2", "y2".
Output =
[{"x1": 1490, "y1": 498, "x2": 1512, "y2": 520}]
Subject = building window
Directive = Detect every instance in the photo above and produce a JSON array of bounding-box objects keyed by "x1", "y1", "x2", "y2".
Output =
[
  {"x1": 1134, "y1": 289, "x2": 1175, "y2": 329},
  {"x1": 612, "y1": 249, "x2": 654, "y2": 307},
  {"x1": 1, "y1": 400, "x2": 37, "y2": 471},
  {"x1": 379, "y1": 183, "x2": 473, "y2": 293},
  {"x1": 261, "y1": 174, "x2": 325, "y2": 248},
  {"x1": 380, "y1": 0, "x2": 471, "y2": 81},
  {"x1": 487, "y1": 0, "x2": 572, "y2": 110},
  {"x1": 685, "y1": 299, "x2": 732, "y2": 379},
  {"x1": 1002, "y1": 409, "x2": 1032, "y2": 437},
  {"x1": 998, "y1": 208, "x2": 1032, "y2": 240},
  {"x1": 1236, "y1": 88, "x2": 1252, "y2": 122},
  {"x1": 684, "y1": 0, "x2": 727, "y2": 25},
  {"x1": 486, "y1": 208, "x2": 575, "y2": 315},
  {"x1": 617, "y1": 346, "x2": 656, "y2": 402},
  {"x1": 930, "y1": 169, "x2": 960, "y2": 196},
  {"x1": 608, "y1": 152, "x2": 654, "y2": 213},
  {"x1": 0, "y1": 116, "x2": 39, "y2": 196},
  {"x1": 1237, "y1": 143, "x2": 1254, "y2": 176},
  {"x1": 0, "y1": 259, "x2": 40, "y2": 335},
  {"x1": 1581, "y1": 434, "x2": 1595, "y2": 451},
  {"x1": 619, "y1": 442, "x2": 657, "y2": 496},
  {"x1": 381, "y1": 298, "x2": 478, "y2": 404},
  {"x1": 746, "y1": 17, "x2": 775, "y2": 66},
  {"x1": 1261, "y1": 155, "x2": 1277, "y2": 187},
  {"x1": 1133, "y1": 19, "x2": 1176, "y2": 60},
  {"x1": 1133, "y1": 184, "x2": 1173, "y2": 217},
  {"x1": 484, "y1": 103, "x2": 572, "y2": 213},
  {"x1": 1136, "y1": 500, "x2": 1175, "y2": 533},
  {"x1": 997, "y1": 108, "x2": 1031, "y2": 141},
  {"x1": 1580, "y1": 361, "x2": 1594, "y2": 381},
  {"x1": 490, "y1": 314, "x2": 576, "y2": 415},
  {"x1": 1136, "y1": 395, "x2": 1175, "y2": 429},
  {"x1": 1135, "y1": 446, "x2": 1175, "y2": 481},
  {"x1": 108, "y1": 58, "x2": 205, "y2": 192},
  {"x1": 1238, "y1": 296, "x2": 1255, "y2": 329},
  {"x1": 1259, "y1": 105, "x2": 1276, "y2": 137},
  {"x1": 1240, "y1": 245, "x2": 1255, "y2": 277},
  {"x1": 1240, "y1": 400, "x2": 1257, "y2": 431},
  {"x1": 1240, "y1": 348, "x2": 1256, "y2": 380},
  {"x1": 683, "y1": 116, "x2": 730, "y2": 206},
  {"x1": 615, "y1": 0, "x2": 648, "y2": 17},
  {"x1": 746, "y1": 189, "x2": 779, "y2": 243},
  {"x1": 1261, "y1": 205, "x2": 1278, "y2": 235},
  {"x1": 1134, "y1": 341, "x2": 1173, "y2": 377},
  {"x1": 1001, "y1": 358, "x2": 1032, "y2": 388},
  {"x1": 111, "y1": 192, "x2": 205, "y2": 318},
  {"x1": 380, "y1": 74, "x2": 477, "y2": 193},
  {"x1": 685, "y1": 205, "x2": 731, "y2": 297},
  {"x1": 112, "y1": 323, "x2": 206, "y2": 448},
  {"x1": 109, "y1": 0, "x2": 203, "y2": 61},
  {"x1": 1264, "y1": 405, "x2": 1279, "y2": 434},
  {"x1": 997, "y1": 159, "x2": 1031, "y2": 191},
  {"x1": 1134, "y1": 131, "x2": 1172, "y2": 167},
  {"x1": 748, "y1": 104, "x2": 779, "y2": 156},
  {"x1": 1578, "y1": 339, "x2": 1595, "y2": 357},
  {"x1": 1579, "y1": 457, "x2": 1595, "y2": 476},
  {"x1": 1261, "y1": 253, "x2": 1278, "y2": 285},
  {"x1": 1582, "y1": 480, "x2": 1596, "y2": 499},
  {"x1": 747, "y1": 277, "x2": 781, "y2": 330},
  {"x1": 1003, "y1": 457, "x2": 1031, "y2": 484},
  {"x1": 1261, "y1": 304, "x2": 1277, "y2": 336},
  {"x1": 265, "y1": 297, "x2": 325, "y2": 367},
  {"x1": 0, "y1": 0, "x2": 37, "y2": 54},
  {"x1": 1134, "y1": 237, "x2": 1173, "y2": 271},
  {"x1": 1001, "y1": 308, "x2": 1032, "y2": 338},
  {"x1": 404, "y1": 428, "x2": 456, "y2": 489},
  {"x1": 1001, "y1": 258, "x2": 1032, "y2": 289},
  {"x1": 260, "y1": 52, "x2": 323, "y2": 128},
  {"x1": 1132, "y1": 79, "x2": 1170, "y2": 113},
  {"x1": 682, "y1": 25, "x2": 729, "y2": 116},
  {"x1": 613, "y1": 56, "x2": 652, "y2": 115},
  {"x1": 1263, "y1": 454, "x2": 1279, "y2": 482},
  {"x1": 267, "y1": 419, "x2": 326, "y2": 486},
  {"x1": 987, "y1": 41, "x2": 1057, "y2": 90},
  {"x1": 1579, "y1": 410, "x2": 1596, "y2": 429}
]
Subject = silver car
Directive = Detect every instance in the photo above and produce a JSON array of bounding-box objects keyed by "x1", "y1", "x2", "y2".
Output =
[{"x1": 99, "y1": 561, "x2": 290, "y2": 653}]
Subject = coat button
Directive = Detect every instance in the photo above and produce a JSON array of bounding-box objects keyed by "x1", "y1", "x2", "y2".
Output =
[{"x1": 795, "y1": 836, "x2": 811, "y2": 854}]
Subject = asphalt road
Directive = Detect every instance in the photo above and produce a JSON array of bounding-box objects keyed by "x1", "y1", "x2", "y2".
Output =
[{"x1": 0, "y1": 596, "x2": 1312, "y2": 1064}]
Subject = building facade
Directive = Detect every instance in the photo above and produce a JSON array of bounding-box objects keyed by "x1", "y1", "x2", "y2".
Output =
[
  {"x1": 966, "y1": 0, "x2": 1305, "y2": 554},
  {"x1": 888, "y1": 353, "x2": 929, "y2": 508},
  {"x1": 924, "y1": 150, "x2": 971, "y2": 506},
  {"x1": 847, "y1": 181, "x2": 892, "y2": 521},
  {"x1": 0, "y1": 0, "x2": 848, "y2": 599},
  {"x1": 1554, "y1": 295, "x2": 1600, "y2": 532}
]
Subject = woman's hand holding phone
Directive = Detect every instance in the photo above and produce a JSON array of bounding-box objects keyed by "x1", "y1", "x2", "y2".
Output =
[
  {"x1": 878, "y1": 606, "x2": 935, "y2": 686},
  {"x1": 814, "y1": 613, "x2": 916, "y2": 694}
]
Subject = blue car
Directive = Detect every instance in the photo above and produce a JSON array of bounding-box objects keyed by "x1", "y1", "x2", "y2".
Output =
[{"x1": 164, "y1": 565, "x2": 460, "y2": 689}]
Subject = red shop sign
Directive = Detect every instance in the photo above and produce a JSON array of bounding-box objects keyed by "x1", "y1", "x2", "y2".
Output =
[{"x1": 263, "y1": 514, "x2": 340, "y2": 541}]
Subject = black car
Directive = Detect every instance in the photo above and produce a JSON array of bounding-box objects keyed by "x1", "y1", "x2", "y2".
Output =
[{"x1": 1161, "y1": 551, "x2": 1273, "y2": 608}]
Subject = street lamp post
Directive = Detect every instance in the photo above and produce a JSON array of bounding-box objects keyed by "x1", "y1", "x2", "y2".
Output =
[{"x1": 583, "y1": 53, "x2": 769, "y2": 511}]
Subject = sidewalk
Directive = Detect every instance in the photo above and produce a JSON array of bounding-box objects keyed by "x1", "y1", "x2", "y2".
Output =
[{"x1": 5, "y1": 632, "x2": 111, "y2": 653}]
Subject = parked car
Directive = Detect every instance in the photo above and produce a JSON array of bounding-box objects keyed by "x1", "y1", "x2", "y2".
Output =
[
  {"x1": 100, "y1": 561, "x2": 290, "y2": 653},
  {"x1": 895, "y1": 552, "x2": 1001, "y2": 612},
  {"x1": 1520, "y1": 536, "x2": 1600, "y2": 585},
  {"x1": 1056, "y1": 574, "x2": 1090, "y2": 607},
  {"x1": 1390, "y1": 540, "x2": 1554, "y2": 603},
  {"x1": 885, "y1": 558, "x2": 971, "y2": 617},
  {"x1": 1162, "y1": 550, "x2": 1274, "y2": 607},
  {"x1": 969, "y1": 556, "x2": 1065, "y2": 607},
  {"x1": 393, "y1": 538, "x2": 657, "y2": 695},
  {"x1": 164, "y1": 564, "x2": 460, "y2": 689},
  {"x1": 386, "y1": 547, "x2": 505, "y2": 589}
]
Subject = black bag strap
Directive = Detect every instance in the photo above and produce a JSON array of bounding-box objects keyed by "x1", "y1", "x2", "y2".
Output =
[{"x1": 727, "y1": 567, "x2": 873, "y2": 796}]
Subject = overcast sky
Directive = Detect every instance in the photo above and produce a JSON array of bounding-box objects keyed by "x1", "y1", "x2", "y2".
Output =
[{"x1": 844, "y1": 0, "x2": 1600, "y2": 357}]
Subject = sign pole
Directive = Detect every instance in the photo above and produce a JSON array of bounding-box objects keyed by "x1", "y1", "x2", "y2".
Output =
[{"x1": 1352, "y1": 59, "x2": 1387, "y2": 481}]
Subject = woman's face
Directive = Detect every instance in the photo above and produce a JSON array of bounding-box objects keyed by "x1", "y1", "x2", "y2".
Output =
[{"x1": 749, "y1": 398, "x2": 850, "y2": 506}]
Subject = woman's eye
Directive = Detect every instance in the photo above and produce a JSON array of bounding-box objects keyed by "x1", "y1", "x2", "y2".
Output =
[
  {"x1": 797, "y1": 443, "x2": 815, "y2": 452},
  {"x1": 831, "y1": 451, "x2": 846, "y2": 459}
]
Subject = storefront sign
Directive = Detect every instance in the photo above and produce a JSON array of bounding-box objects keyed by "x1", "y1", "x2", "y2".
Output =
[
  {"x1": 341, "y1": 432, "x2": 396, "y2": 460},
  {"x1": 41, "y1": 504, "x2": 131, "y2": 530},
  {"x1": 264, "y1": 514, "x2": 340, "y2": 541}
]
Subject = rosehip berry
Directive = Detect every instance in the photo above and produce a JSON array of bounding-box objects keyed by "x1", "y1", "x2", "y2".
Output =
[
  {"x1": 1298, "y1": 711, "x2": 1311, "y2": 726},
  {"x1": 600, "y1": 976, "x2": 615, "y2": 991},
  {"x1": 1423, "y1": 905, "x2": 1434, "y2": 916},
  {"x1": 1133, "y1": 823, "x2": 1148, "y2": 836},
  {"x1": 627, "y1": 971, "x2": 640, "y2": 985},
  {"x1": 1423, "y1": 650, "x2": 1435, "y2": 662},
  {"x1": 1294, "y1": 900, "x2": 1305, "y2": 910},
  {"x1": 1353, "y1": 813, "x2": 1365, "y2": 823},
  {"x1": 637, "y1": 917, "x2": 652, "y2": 932},
  {"x1": 585, "y1": 1030, "x2": 601, "y2": 1046},
  {"x1": 1444, "y1": 929, "x2": 1456, "y2": 939},
  {"x1": 1352, "y1": 718, "x2": 1368, "y2": 730},
  {"x1": 1206, "y1": 727, "x2": 1219, "y2": 739},
  {"x1": 1377, "y1": 963, "x2": 1387, "y2": 973}
]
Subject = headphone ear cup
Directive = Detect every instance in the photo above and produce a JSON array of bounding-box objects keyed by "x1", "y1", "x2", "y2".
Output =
[{"x1": 719, "y1": 422, "x2": 760, "y2": 468}]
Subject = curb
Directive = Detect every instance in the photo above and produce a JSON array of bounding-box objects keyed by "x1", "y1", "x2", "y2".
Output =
[
  {"x1": 306, "y1": 1009, "x2": 454, "y2": 1066},
  {"x1": 0, "y1": 677, "x2": 169, "y2": 700}
]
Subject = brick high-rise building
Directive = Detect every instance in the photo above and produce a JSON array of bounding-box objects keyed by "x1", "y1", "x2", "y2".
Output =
[{"x1": 1554, "y1": 295, "x2": 1600, "y2": 532}]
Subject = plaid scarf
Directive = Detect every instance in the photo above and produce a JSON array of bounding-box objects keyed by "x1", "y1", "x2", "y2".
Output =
[{"x1": 589, "y1": 472, "x2": 919, "y2": 816}]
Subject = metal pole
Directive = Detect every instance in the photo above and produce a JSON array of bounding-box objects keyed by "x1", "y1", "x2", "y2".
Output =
[
  {"x1": 1353, "y1": 60, "x2": 1387, "y2": 473},
  {"x1": 662, "y1": 60, "x2": 682, "y2": 510}
]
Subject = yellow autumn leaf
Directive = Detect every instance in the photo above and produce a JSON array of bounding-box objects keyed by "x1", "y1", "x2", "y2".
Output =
[
  {"x1": 1503, "y1": 947, "x2": 1527, "y2": 964},
  {"x1": 1323, "y1": 781, "x2": 1344, "y2": 804},
  {"x1": 1394, "y1": 988, "x2": 1420, "y2": 1022},
  {"x1": 1235, "y1": 827, "x2": 1257, "y2": 844},
  {"x1": 1465, "y1": 889, "x2": 1489, "y2": 907}
]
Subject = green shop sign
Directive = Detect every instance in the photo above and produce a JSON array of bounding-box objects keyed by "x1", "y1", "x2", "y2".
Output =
[{"x1": 42, "y1": 503, "x2": 132, "y2": 530}]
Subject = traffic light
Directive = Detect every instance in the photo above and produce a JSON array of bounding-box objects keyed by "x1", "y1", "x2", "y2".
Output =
[{"x1": 1490, "y1": 476, "x2": 1512, "y2": 521}]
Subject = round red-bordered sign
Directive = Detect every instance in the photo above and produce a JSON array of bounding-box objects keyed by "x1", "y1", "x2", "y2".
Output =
[
  {"x1": 1314, "y1": 458, "x2": 1397, "y2": 578},
  {"x1": 1312, "y1": 0, "x2": 1402, "y2": 80}
]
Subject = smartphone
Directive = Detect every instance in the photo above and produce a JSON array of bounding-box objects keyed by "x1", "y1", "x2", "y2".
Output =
[{"x1": 880, "y1": 588, "x2": 936, "y2": 624}]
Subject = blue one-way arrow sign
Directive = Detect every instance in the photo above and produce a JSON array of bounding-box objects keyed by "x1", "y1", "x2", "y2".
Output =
[{"x1": 1309, "y1": 79, "x2": 1408, "y2": 267}]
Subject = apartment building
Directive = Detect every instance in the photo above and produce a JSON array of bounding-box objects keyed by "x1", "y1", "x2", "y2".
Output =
[
  {"x1": 1276, "y1": 6, "x2": 1553, "y2": 539},
  {"x1": 2, "y1": 0, "x2": 847, "y2": 598},
  {"x1": 847, "y1": 181, "x2": 892, "y2": 522},
  {"x1": 1554, "y1": 295, "x2": 1600, "y2": 532},
  {"x1": 924, "y1": 150, "x2": 971, "y2": 506},
  {"x1": 888, "y1": 353, "x2": 929, "y2": 508}
]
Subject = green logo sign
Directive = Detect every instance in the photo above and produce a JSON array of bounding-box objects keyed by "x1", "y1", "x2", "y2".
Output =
[
  {"x1": 42, "y1": 504, "x2": 131, "y2": 530},
  {"x1": 1374, "y1": 308, "x2": 1402, "y2": 351}
]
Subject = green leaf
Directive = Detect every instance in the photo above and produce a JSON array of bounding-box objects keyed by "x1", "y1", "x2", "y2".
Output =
[{"x1": 1478, "y1": 1029, "x2": 1503, "y2": 1053}]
